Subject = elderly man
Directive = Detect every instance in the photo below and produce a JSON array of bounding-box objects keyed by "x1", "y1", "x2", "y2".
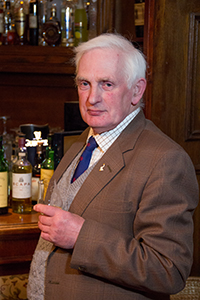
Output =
[{"x1": 27, "y1": 33, "x2": 199, "y2": 300}]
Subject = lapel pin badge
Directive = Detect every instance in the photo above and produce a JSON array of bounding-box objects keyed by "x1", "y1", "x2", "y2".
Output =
[{"x1": 99, "y1": 163, "x2": 106, "y2": 171}]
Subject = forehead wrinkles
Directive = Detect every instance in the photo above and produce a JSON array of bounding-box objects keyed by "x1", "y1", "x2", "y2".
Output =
[{"x1": 77, "y1": 49, "x2": 124, "y2": 83}]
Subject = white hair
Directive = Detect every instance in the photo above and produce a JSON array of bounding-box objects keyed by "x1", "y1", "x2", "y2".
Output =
[{"x1": 73, "y1": 33, "x2": 146, "y2": 89}]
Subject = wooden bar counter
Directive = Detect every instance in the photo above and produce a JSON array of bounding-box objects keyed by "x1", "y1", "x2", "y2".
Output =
[{"x1": 0, "y1": 209, "x2": 40, "y2": 276}]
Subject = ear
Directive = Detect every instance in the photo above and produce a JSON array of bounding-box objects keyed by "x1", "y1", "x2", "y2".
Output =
[{"x1": 131, "y1": 78, "x2": 147, "y2": 105}]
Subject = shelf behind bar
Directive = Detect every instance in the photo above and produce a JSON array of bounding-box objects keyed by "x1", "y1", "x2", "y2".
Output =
[{"x1": 0, "y1": 45, "x2": 76, "y2": 75}]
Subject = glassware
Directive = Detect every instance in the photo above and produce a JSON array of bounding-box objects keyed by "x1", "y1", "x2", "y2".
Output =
[
  {"x1": 37, "y1": 179, "x2": 45, "y2": 204},
  {"x1": 40, "y1": 134, "x2": 54, "y2": 199},
  {"x1": 50, "y1": 179, "x2": 63, "y2": 208},
  {"x1": 14, "y1": 0, "x2": 29, "y2": 45},
  {"x1": 42, "y1": 3, "x2": 61, "y2": 46},
  {"x1": 74, "y1": 0, "x2": 88, "y2": 46},
  {"x1": 88, "y1": 0, "x2": 97, "y2": 40},
  {"x1": 0, "y1": 135, "x2": 9, "y2": 215},
  {"x1": 38, "y1": 0, "x2": 47, "y2": 45},
  {"x1": 0, "y1": 116, "x2": 13, "y2": 203},
  {"x1": 29, "y1": 0, "x2": 39, "y2": 45},
  {"x1": 32, "y1": 141, "x2": 44, "y2": 205},
  {"x1": 12, "y1": 137, "x2": 32, "y2": 214},
  {"x1": 60, "y1": 0, "x2": 75, "y2": 47},
  {"x1": 3, "y1": 0, "x2": 15, "y2": 45},
  {"x1": 0, "y1": 116, "x2": 13, "y2": 163}
]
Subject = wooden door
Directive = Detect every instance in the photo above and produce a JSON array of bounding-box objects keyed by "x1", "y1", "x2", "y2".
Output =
[{"x1": 144, "y1": 0, "x2": 200, "y2": 276}]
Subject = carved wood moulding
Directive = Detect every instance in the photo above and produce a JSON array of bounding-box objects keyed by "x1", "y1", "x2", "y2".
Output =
[
  {"x1": 185, "y1": 13, "x2": 200, "y2": 141},
  {"x1": 97, "y1": 0, "x2": 115, "y2": 35}
]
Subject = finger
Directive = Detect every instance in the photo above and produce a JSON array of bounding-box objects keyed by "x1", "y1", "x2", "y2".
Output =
[
  {"x1": 34, "y1": 204, "x2": 58, "y2": 217},
  {"x1": 39, "y1": 214, "x2": 52, "y2": 226},
  {"x1": 38, "y1": 221, "x2": 50, "y2": 233},
  {"x1": 40, "y1": 231, "x2": 53, "y2": 243}
]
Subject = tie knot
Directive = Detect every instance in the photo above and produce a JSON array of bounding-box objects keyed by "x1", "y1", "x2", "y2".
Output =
[{"x1": 86, "y1": 136, "x2": 98, "y2": 152}]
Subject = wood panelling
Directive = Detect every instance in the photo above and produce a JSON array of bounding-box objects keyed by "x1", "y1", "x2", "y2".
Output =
[
  {"x1": 145, "y1": 0, "x2": 200, "y2": 276},
  {"x1": 185, "y1": 13, "x2": 200, "y2": 141},
  {"x1": 97, "y1": 0, "x2": 116, "y2": 35}
]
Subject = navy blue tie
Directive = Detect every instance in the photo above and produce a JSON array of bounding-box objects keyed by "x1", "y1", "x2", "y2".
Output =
[{"x1": 71, "y1": 136, "x2": 98, "y2": 183}]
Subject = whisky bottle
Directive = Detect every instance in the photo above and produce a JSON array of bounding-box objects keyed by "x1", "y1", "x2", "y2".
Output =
[
  {"x1": 60, "y1": 0, "x2": 75, "y2": 47},
  {"x1": 8, "y1": 138, "x2": 18, "y2": 207},
  {"x1": 29, "y1": 0, "x2": 39, "y2": 45},
  {"x1": 134, "y1": 0, "x2": 145, "y2": 38},
  {"x1": 38, "y1": 0, "x2": 47, "y2": 45},
  {"x1": 74, "y1": 0, "x2": 88, "y2": 46},
  {"x1": 88, "y1": 0, "x2": 97, "y2": 40},
  {"x1": 32, "y1": 141, "x2": 43, "y2": 205},
  {"x1": 14, "y1": 0, "x2": 29, "y2": 45},
  {"x1": 42, "y1": 3, "x2": 61, "y2": 46},
  {"x1": 0, "y1": 7, "x2": 3, "y2": 45},
  {"x1": 0, "y1": 135, "x2": 9, "y2": 215},
  {"x1": 12, "y1": 137, "x2": 32, "y2": 214},
  {"x1": 3, "y1": 0, "x2": 15, "y2": 45}
]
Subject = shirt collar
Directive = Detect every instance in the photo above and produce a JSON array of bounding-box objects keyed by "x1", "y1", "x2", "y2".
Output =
[{"x1": 87, "y1": 107, "x2": 141, "y2": 153}]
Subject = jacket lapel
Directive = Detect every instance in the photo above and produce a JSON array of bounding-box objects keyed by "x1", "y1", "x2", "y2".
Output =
[
  {"x1": 69, "y1": 110, "x2": 146, "y2": 216},
  {"x1": 45, "y1": 129, "x2": 90, "y2": 201}
]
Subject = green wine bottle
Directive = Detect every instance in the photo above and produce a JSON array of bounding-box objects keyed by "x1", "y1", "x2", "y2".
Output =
[
  {"x1": 40, "y1": 149, "x2": 54, "y2": 200},
  {"x1": 0, "y1": 135, "x2": 9, "y2": 215}
]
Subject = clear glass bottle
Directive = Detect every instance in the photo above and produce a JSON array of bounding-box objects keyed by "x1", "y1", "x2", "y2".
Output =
[
  {"x1": 38, "y1": 0, "x2": 47, "y2": 45},
  {"x1": 29, "y1": 0, "x2": 39, "y2": 45},
  {"x1": 88, "y1": 0, "x2": 97, "y2": 40},
  {"x1": 14, "y1": 0, "x2": 29, "y2": 45},
  {"x1": 0, "y1": 135, "x2": 9, "y2": 215},
  {"x1": 74, "y1": 0, "x2": 88, "y2": 46},
  {"x1": 42, "y1": 3, "x2": 61, "y2": 46},
  {"x1": 0, "y1": 6, "x2": 3, "y2": 45},
  {"x1": 3, "y1": 0, "x2": 15, "y2": 45},
  {"x1": 60, "y1": 0, "x2": 75, "y2": 47},
  {"x1": 32, "y1": 141, "x2": 43, "y2": 205},
  {"x1": 12, "y1": 137, "x2": 32, "y2": 214}
]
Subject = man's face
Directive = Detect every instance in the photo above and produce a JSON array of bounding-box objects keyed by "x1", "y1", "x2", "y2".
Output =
[{"x1": 76, "y1": 48, "x2": 139, "y2": 134}]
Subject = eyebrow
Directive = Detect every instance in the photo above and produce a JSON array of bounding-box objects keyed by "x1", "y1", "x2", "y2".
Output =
[{"x1": 76, "y1": 76, "x2": 114, "y2": 84}]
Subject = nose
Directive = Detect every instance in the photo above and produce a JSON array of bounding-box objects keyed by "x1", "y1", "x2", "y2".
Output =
[{"x1": 87, "y1": 85, "x2": 101, "y2": 105}]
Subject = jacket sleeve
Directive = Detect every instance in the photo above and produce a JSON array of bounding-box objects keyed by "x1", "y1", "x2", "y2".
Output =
[{"x1": 70, "y1": 146, "x2": 199, "y2": 295}]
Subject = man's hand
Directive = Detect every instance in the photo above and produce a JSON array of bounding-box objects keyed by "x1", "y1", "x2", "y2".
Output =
[{"x1": 34, "y1": 204, "x2": 85, "y2": 249}]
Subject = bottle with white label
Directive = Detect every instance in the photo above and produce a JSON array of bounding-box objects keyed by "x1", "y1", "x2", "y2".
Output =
[
  {"x1": 12, "y1": 137, "x2": 32, "y2": 214},
  {"x1": 29, "y1": 0, "x2": 39, "y2": 45},
  {"x1": 0, "y1": 135, "x2": 9, "y2": 215}
]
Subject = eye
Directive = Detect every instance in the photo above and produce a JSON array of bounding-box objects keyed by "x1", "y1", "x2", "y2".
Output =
[
  {"x1": 102, "y1": 81, "x2": 114, "y2": 91},
  {"x1": 78, "y1": 81, "x2": 90, "y2": 90}
]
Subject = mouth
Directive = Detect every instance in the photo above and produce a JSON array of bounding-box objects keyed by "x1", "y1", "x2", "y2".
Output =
[{"x1": 87, "y1": 108, "x2": 105, "y2": 116}]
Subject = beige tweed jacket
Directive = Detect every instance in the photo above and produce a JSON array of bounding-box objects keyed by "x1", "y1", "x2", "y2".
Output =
[{"x1": 42, "y1": 110, "x2": 199, "y2": 300}]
